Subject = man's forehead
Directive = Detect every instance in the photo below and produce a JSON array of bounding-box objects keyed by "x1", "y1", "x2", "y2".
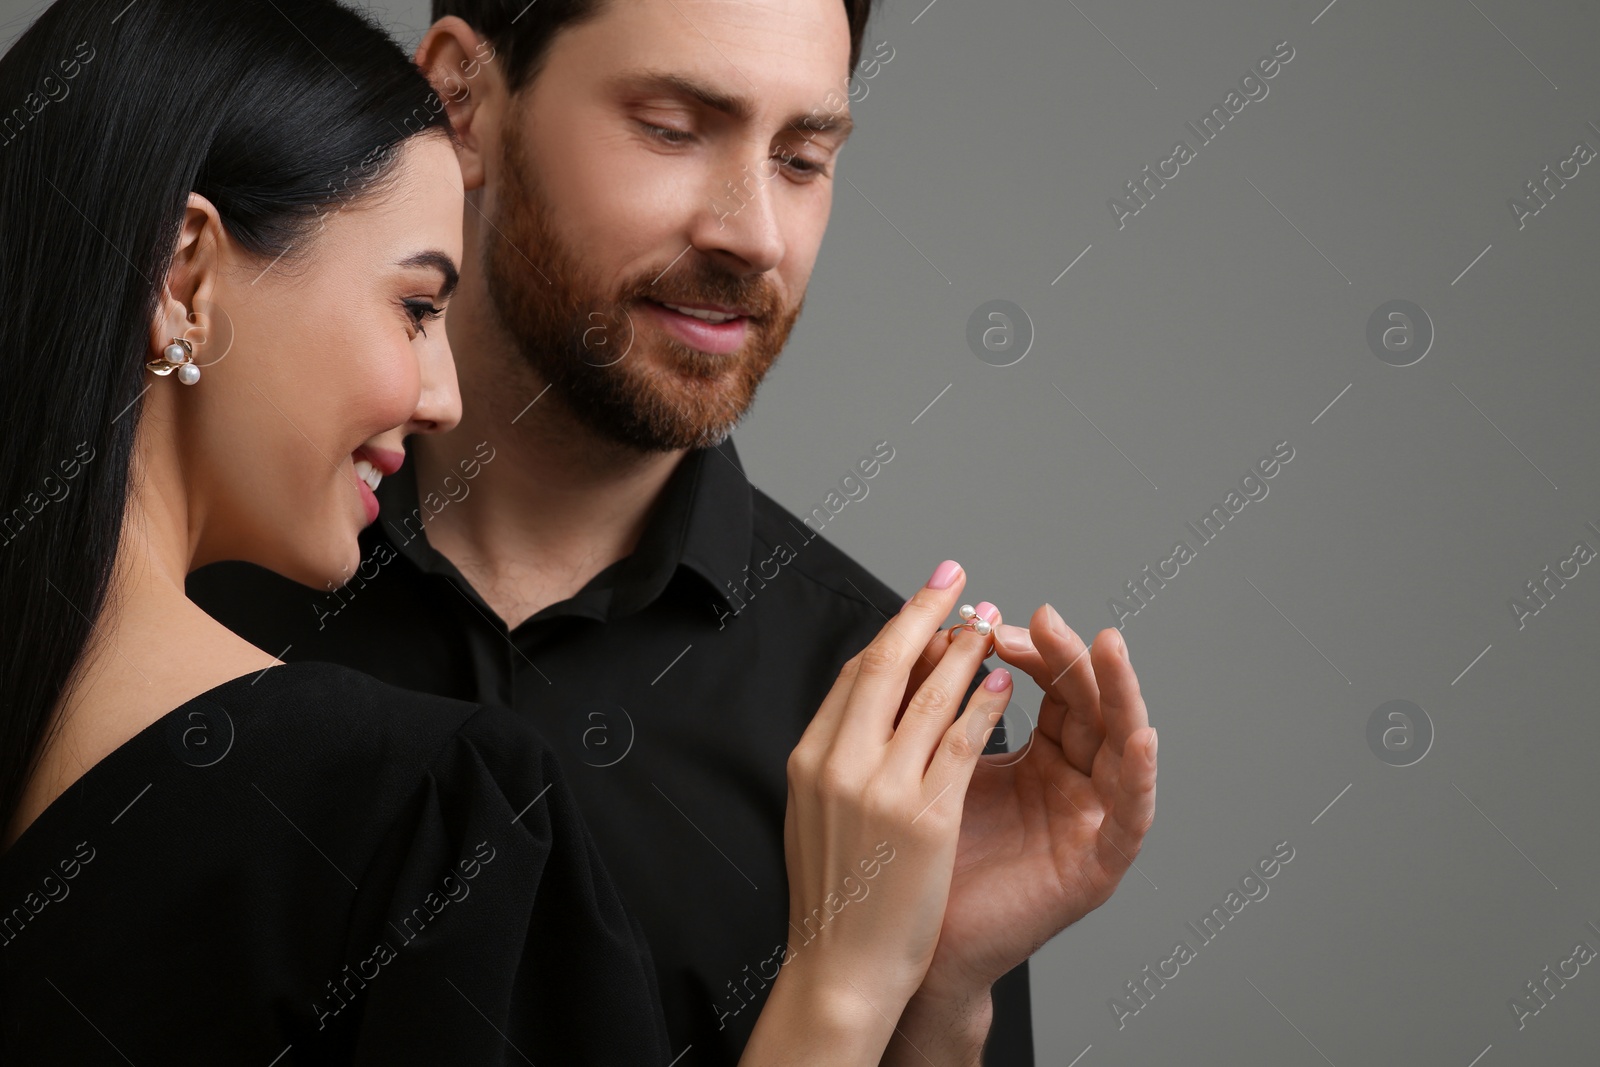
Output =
[{"x1": 569, "y1": 0, "x2": 854, "y2": 79}]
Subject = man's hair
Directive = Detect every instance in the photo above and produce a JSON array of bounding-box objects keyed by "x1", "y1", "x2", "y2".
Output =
[{"x1": 432, "y1": 0, "x2": 878, "y2": 94}]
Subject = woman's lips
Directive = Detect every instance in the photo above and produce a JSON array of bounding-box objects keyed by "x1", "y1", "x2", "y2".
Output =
[
  {"x1": 358, "y1": 445, "x2": 406, "y2": 476},
  {"x1": 356, "y1": 476, "x2": 379, "y2": 526},
  {"x1": 641, "y1": 299, "x2": 750, "y2": 355},
  {"x1": 351, "y1": 446, "x2": 403, "y2": 526}
]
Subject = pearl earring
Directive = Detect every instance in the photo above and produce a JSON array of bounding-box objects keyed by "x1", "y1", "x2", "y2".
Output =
[{"x1": 147, "y1": 337, "x2": 201, "y2": 385}]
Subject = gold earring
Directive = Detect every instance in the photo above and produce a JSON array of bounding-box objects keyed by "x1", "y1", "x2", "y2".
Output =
[{"x1": 147, "y1": 337, "x2": 200, "y2": 385}]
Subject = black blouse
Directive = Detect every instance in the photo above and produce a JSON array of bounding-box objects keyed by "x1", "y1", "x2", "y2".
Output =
[
  {"x1": 189, "y1": 438, "x2": 1035, "y2": 1066},
  {"x1": 0, "y1": 660, "x2": 673, "y2": 1064}
]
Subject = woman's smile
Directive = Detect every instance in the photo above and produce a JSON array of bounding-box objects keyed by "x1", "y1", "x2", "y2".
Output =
[{"x1": 352, "y1": 444, "x2": 405, "y2": 525}]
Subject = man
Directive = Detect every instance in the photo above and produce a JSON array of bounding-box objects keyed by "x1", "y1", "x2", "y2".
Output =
[{"x1": 191, "y1": 1, "x2": 1156, "y2": 1061}]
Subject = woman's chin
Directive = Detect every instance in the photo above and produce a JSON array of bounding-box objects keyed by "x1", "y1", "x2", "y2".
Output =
[{"x1": 264, "y1": 537, "x2": 365, "y2": 596}]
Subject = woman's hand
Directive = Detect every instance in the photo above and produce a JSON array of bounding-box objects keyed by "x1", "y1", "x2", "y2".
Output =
[{"x1": 739, "y1": 560, "x2": 1012, "y2": 1066}]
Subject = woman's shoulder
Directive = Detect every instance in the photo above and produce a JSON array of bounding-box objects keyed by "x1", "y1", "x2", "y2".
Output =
[
  {"x1": 166, "y1": 657, "x2": 533, "y2": 782},
  {"x1": 0, "y1": 659, "x2": 536, "y2": 878},
  {"x1": 159, "y1": 658, "x2": 567, "y2": 842},
  {"x1": 224, "y1": 656, "x2": 487, "y2": 739},
  {"x1": 0, "y1": 660, "x2": 672, "y2": 1063},
  {"x1": 237, "y1": 661, "x2": 568, "y2": 826}
]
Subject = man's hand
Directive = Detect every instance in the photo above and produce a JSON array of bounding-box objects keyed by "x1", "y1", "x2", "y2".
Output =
[{"x1": 884, "y1": 604, "x2": 1157, "y2": 1064}]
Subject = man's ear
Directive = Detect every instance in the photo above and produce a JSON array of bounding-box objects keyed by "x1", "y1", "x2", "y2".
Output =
[
  {"x1": 414, "y1": 16, "x2": 504, "y2": 191},
  {"x1": 148, "y1": 193, "x2": 223, "y2": 360}
]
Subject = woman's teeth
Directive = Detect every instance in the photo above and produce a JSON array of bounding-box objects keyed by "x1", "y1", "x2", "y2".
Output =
[
  {"x1": 354, "y1": 457, "x2": 382, "y2": 493},
  {"x1": 658, "y1": 301, "x2": 739, "y2": 324}
]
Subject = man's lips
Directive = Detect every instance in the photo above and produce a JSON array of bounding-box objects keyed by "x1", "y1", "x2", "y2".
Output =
[
  {"x1": 650, "y1": 297, "x2": 754, "y2": 318},
  {"x1": 641, "y1": 298, "x2": 751, "y2": 356}
]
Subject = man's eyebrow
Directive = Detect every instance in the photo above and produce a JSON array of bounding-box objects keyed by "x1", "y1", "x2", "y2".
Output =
[
  {"x1": 610, "y1": 70, "x2": 854, "y2": 143},
  {"x1": 398, "y1": 250, "x2": 459, "y2": 299}
]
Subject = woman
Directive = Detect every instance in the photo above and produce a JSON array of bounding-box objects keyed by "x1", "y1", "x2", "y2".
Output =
[{"x1": 0, "y1": 0, "x2": 1018, "y2": 1062}]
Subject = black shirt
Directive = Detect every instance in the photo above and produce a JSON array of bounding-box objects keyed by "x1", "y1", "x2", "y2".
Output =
[
  {"x1": 0, "y1": 660, "x2": 671, "y2": 1064},
  {"x1": 188, "y1": 436, "x2": 1035, "y2": 1066}
]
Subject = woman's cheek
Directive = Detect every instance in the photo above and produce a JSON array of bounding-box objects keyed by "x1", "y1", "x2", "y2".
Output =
[{"x1": 358, "y1": 339, "x2": 424, "y2": 433}]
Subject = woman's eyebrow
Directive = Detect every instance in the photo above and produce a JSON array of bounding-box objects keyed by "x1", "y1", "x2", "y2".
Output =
[{"x1": 397, "y1": 250, "x2": 460, "y2": 299}]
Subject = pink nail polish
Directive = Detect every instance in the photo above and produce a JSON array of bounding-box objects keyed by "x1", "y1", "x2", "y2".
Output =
[
  {"x1": 983, "y1": 668, "x2": 1012, "y2": 692},
  {"x1": 927, "y1": 560, "x2": 961, "y2": 589},
  {"x1": 974, "y1": 601, "x2": 999, "y2": 623}
]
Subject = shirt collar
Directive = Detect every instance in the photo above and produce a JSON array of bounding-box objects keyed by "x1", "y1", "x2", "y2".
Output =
[
  {"x1": 374, "y1": 437, "x2": 753, "y2": 623},
  {"x1": 673, "y1": 438, "x2": 755, "y2": 614}
]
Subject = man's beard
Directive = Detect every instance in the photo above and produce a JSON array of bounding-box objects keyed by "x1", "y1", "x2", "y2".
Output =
[{"x1": 484, "y1": 118, "x2": 802, "y2": 453}]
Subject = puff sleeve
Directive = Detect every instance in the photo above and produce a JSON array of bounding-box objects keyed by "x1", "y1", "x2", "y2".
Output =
[{"x1": 336, "y1": 704, "x2": 673, "y2": 1065}]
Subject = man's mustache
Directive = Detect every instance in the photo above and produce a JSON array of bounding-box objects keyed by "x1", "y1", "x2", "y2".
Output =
[{"x1": 628, "y1": 267, "x2": 784, "y2": 320}]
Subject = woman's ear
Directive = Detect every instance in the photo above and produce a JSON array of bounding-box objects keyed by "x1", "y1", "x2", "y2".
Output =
[
  {"x1": 148, "y1": 193, "x2": 223, "y2": 361},
  {"x1": 414, "y1": 16, "x2": 504, "y2": 191}
]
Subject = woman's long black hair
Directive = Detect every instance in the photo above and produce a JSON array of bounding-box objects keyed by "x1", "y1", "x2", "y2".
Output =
[{"x1": 0, "y1": 0, "x2": 455, "y2": 839}]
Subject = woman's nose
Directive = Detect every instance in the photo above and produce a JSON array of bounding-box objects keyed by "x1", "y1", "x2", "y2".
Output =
[{"x1": 408, "y1": 335, "x2": 462, "y2": 435}]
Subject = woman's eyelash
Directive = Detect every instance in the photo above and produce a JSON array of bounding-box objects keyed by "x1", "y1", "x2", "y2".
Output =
[{"x1": 405, "y1": 299, "x2": 445, "y2": 338}]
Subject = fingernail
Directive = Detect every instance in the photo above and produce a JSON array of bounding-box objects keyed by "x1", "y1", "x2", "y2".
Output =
[
  {"x1": 974, "y1": 601, "x2": 999, "y2": 623},
  {"x1": 1044, "y1": 603, "x2": 1067, "y2": 635},
  {"x1": 927, "y1": 560, "x2": 961, "y2": 590},
  {"x1": 983, "y1": 668, "x2": 1012, "y2": 692},
  {"x1": 1148, "y1": 728, "x2": 1158, "y2": 756},
  {"x1": 1118, "y1": 631, "x2": 1130, "y2": 660},
  {"x1": 994, "y1": 623, "x2": 1030, "y2": 651}
]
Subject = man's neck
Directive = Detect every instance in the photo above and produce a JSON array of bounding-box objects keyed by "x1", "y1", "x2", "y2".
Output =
[{"x1": 410, "y1": 359, "x2": 687, "y2": 630}]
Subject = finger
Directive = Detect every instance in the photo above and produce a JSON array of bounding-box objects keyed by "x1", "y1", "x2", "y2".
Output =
[
  {"x1": 895, "y1": 599, "x2": 1000, "y2": 725},
  {"x1": 830, "y1": 560, "x2": 970, "y2": 751},
  {"x1": 803, "y1": 561, "x2": 965, "y2": 747},
  {"x1": 989, "y1": 623, "x2": 1047, "y2": 693},
  {"x1": 1094, "y1": 726, "x2": 1158, "y2": 882},
  {"x1": 991, "y1": 605, "x2": 1104, "y2": 775},
  {"x1": 1091, "y1": 626, "x2": 1148, "y2": 755},
  {"x1": 886, "y1": 602, "x2": 1002, "y2": 775},
  {"x1": 918, "y1": 666, "x2": 1013, "y2": 815},
  {"x1": 894, "y1": 622, "x2": 963, "y2": 728},
  {"x1": 792, "y1": 646, "x2": 866, "y2": 763}
]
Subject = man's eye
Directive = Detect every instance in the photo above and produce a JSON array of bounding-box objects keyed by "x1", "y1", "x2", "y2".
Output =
[
  {"x1": 639, "y1": 121, "x2": 693, "y2": 145},
  {"x1": 779, "y1": 154, "x2": 829, "y2": 178}
]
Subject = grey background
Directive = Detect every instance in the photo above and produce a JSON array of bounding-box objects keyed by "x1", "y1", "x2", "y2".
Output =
[{"x1": 10, "y1": 0, "x2": 1598, "y2": 1062}]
